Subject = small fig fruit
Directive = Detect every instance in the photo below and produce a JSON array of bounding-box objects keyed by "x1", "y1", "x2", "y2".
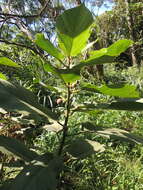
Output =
[{"x1": 56, "y1": 98, "x2": 63, "y2": 104}]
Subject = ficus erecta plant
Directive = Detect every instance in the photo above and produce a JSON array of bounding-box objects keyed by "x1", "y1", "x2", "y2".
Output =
[{"x1": 1, "y1": 4, "x2": 143, "y2": 190}]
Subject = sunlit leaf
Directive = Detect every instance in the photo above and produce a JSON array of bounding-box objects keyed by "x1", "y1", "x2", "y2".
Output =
[
  {"x1": 0, "y1": 57, "x2": 20, "y2": 67},
  {"x1": 56, "y1": 4, "x2": 94, "y2": 56},
  {"x1": 79, "y1": 39, "x2": 133, "y2": 66},
  {"x1": 81, "y1": 83, "x2": 140, "y2": 98},
  {"x1": 35, "y1": 33, "x2": 64, "y2": 60},
  {"x1": 0, "y1": 72, "x2": 7, "y2": 80}
]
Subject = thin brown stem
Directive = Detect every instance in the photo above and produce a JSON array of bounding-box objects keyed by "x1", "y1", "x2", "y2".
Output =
[
  {"x1": 58, "y1": 57, "x2": 72, "y2": 155},
  {"x1": 58, "y1": 85, "x2": 71, "y2": 155}
]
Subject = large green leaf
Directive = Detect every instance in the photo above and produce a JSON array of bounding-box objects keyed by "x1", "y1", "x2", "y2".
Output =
[
  {"x1": 44, "y1": 39, "x2": 133, "y2": 83},
  {"x1": 90, "y1": 39, "x2": 133, "y2": 57},
  {"x1": 106, "y1": 99, "x2": 143, "y2": 111},
  {"x1": 82, "y1": 122, "x2": 143, "y2": 144},
  {"x1": 75, "y1": 98, "x2": 143, "y2": 112},
  {"x1": 81, "y1": 83, "x2": 140, "y2": 98},
  {"x1": 56, "y1": 4, "x2": 94, "y2": 56},
  {"x1": 60, "y1": 39, "x2": 133, "y2": 81},
  {"x1": 0, "y1": 57, "x2": 20, "y2": 67},
  {"x1": 67, "y1": 139, "x2": 105, "y2": 159},
  {"x1": 0, "y1": 79, "x2": 58, "y2": 124},
  {"x1": 77, "y1": 39, "x2": 133, "y2": 67},
  {"x1": 35, "y1": 33, "x2": 64, "y2": 60},
  {"x1": 0, "y1": 135, "x2": 38, "y2": 162},
  {"x1": 7, "y1": 158, "x2": 62, "y2": 190}
]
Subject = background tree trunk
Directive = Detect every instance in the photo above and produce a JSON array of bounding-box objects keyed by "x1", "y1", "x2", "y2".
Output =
[{"x1": 125, "y1": 0, "x2": 138, "y2": 66}]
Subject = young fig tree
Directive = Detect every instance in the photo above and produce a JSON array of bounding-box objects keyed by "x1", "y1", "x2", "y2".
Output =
[{"x1": 0, "y1": 4, "x2": 143, "y2": 190}]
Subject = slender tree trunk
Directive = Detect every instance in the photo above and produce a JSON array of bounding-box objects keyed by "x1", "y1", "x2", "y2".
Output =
[{"x1": 125, "y1": 0, "x2": 138, "y2": 65}]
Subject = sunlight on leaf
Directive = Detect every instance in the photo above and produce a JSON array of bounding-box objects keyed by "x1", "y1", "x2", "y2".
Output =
[
  {"x1": 56, "y1": 4, "x2": 94, "y2": 56},
  {"x1": 35, "y1": 33, "x2": 64, "y2": 60},
  {"x1": 81, "y1": 83, "x2": 140, "y2": 98},
  {"x1": 0, "y1": 57, "x2": 20, "y2": 67}
]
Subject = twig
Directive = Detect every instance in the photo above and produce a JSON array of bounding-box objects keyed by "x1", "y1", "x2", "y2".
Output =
[
  {"x1": 58, "y1": 85, "x2": 71, "y2": 155},
  {"x1": 0, "y1": 0, "x2": 51, "y2": 19},
  {"x1": 0, "y1": 39, "x2": 39, "y2": 54}
]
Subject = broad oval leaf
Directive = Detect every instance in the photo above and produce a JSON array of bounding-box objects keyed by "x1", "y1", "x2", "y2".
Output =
[
  {"x1": 106, "y1": 99, "x2": 143, "y2": 111},
  {"x1": 0, "y1": 79, "x2": 58, "y2": 124},
  {"x1": 82, "y1": 122, "x2": 143, "y2": 144},
  {"x1": 77, "y1": 98, "x2": 143, "y2": 112},
  {"x1": 35, "y1": 33, "x2": 64, "y2": 60},
  {"x1": 56, "y1": 4, "x2": 94, "y2": 56},
  {"x1": 81, "y1": 83, "x2": 140, "y2": 98},
  {"x1": 0, "y1": 135, "x2": 38, "y2": 162},
  {"x1": 67, "y1": 139, "x2": 105, "y2": 159},
  {"x1": 89, "y1": 39, "x2": 133, "y2": 58},
  {"x1": 80, "y1": 39, "x2": 133, "y2": 65}
]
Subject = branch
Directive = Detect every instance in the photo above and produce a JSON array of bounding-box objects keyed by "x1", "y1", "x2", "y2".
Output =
[
  {"x1": 0, "y1": 0, "x2": 51, "y2": 19},
  {"x1": 0, "y1": 39, "x2": 39, "y2": 54}
]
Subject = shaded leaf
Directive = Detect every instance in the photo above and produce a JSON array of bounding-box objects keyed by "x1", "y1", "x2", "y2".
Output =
[
  {"x1": 0, "y1": 57, "x2": 20, "y2": 67},
  {"x1": 81, "y1": 83, "x2": 140, "y2": 98},
  {"x1": 39, "y1": 81, "x2": 59, "y2": 93},
  {"x1": 82, "y1": 122, "x2": 143, "y2": 144},
  {"x1": 76, "y1": 98, "x2": 143, "y2": 112},
  {"x1": 56, "y1": 4, "x2": 94, "y2": 56},
  {"x1": 44, "y1": 39, "x2": 133, "y2": 83},
  {"x1": 0, "y1": 135, "x2": 38, "y2": 162},
  {"x1": 8, "y1": 158, "x2": 63, "y2": 190},
  {"x1": 106, "y1": 99, "x2": 143, "y2": 111},
  {"x1": 0, "y1": 79, "x2": 58, "y2": 124},
  {"x1": 35, "y1": 33, "x2": 64, "y2": 60},
  {"x1": 67, "y1": 139, "x2": 105, "y2": 159}
]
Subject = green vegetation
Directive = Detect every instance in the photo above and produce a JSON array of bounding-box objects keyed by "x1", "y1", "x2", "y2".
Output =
[{"x1": 0, "y1": 0, "x2": 143, "y2": 189}]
